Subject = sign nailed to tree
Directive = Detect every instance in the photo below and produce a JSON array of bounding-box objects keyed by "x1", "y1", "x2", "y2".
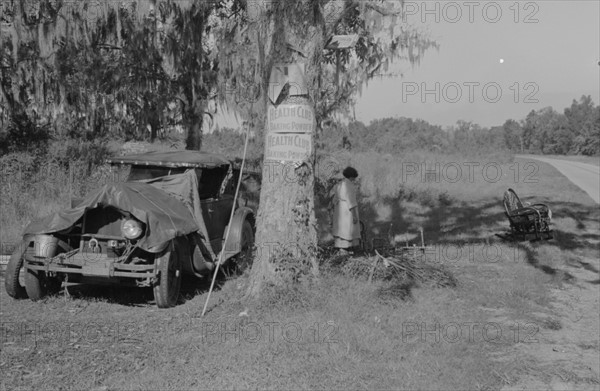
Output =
[
  {"x1": 268, "y1": 103, "x2": 315, "y2": 133},
  {"x1": 266, "y1": 62, "x2": 315, "y2": 163},
  {"x1": 266, "y1": 102, "x2": 315, "y2": 162},
  {"x1": 265, "y1": 132, "x2": 312, "y2": 162},
  {"x1": 268, "y1": 63, "x2": 309, "y2": 104}
]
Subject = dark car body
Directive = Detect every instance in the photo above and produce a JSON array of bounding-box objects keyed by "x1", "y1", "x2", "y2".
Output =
[{"x1": 5, "y1": 151, "x2": 258, "y2": 308}]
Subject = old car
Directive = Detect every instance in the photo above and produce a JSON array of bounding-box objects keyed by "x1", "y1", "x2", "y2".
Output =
[{"x1": 4, "y1": 151, "x2": 257, "y2": 308}]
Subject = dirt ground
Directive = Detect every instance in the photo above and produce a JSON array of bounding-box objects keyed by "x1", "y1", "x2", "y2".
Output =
[{"x1": 500, "y1": 256, "x2": 600, "y2": 391}]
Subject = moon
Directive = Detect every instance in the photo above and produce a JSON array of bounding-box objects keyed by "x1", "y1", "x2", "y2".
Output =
[{"x1": 499, "y1": 58, "x2": 504, "y2": 64}]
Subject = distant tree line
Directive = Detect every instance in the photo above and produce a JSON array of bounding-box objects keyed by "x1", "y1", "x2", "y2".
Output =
[
  {"x1": 517, "y1": 96, "x2": 600, "y2": 155},
  {"x1": 202, "y1": 94, "x2": 600, "y2": 160},
  {"x1": 315, "y1": 94, "x2": 599, "y2": 156},
  {"x1": 316, "y1": 118, "x2": 505, "y2": 155}
]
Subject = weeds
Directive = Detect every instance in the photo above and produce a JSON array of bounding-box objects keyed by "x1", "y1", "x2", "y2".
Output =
[
  {"x1": 0, "y1": 140, "x2": 164, "y2": 250},
  {"x1": 255, "y1": 283, "x2": 315, "y2": 312},
  {"x1": 376, "y1": 281, "x2": 415, "y2": 302},
  {"x1": 541, "y1": 318, "x2": 562, "y2": 331},
  {"x1": 2, "y1": 146, "x2": 599, "y2": 390}
]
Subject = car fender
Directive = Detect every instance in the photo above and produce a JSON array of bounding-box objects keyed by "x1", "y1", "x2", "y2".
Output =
[
  {"x1": 220, "y1": 207, "x2": 255, "y2": 262},
  {"x1": 19, "y1": 235, "x2": 34, "y2": 249},
  {"x1": 183, "y1": 233, "x2": 217, "y2": 278}
]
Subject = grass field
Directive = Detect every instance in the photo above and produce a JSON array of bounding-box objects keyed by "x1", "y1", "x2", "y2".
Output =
[{"x1": 1, "y1": 151, "x2": 599, "y2": 390}]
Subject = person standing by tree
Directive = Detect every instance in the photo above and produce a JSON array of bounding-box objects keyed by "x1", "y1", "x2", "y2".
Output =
[{"x1": 330, "y1": 166, "x2": 361, "y2": 254}]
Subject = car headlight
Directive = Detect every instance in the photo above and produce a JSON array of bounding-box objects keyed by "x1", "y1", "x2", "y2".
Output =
[{"x1": 121, "y1": 219, "x2": 144, "y2": 240}]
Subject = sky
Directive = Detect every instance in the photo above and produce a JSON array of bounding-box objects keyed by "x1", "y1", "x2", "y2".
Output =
[
  {"x1": 214, "y1": 0, "x2": 600, "y2": 131},
  {"x1": 354, "y1": 0, "x2": 600, "y2": 128}
]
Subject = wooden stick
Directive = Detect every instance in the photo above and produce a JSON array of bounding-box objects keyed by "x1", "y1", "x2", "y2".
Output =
[
  {"x1": 201, "y1": 121, "x2": 251, "y2": 317},
  {"x1": 368, "y1": 256, "x2": 378, "y2": 283}
]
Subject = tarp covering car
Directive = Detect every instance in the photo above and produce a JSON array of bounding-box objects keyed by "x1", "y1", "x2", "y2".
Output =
[
  {"x1": 23, "y1": 171, "x2": 212, "y2": 254},
  {"x1": 136, "y1": 169, "x2": 217, "y2": 259}
]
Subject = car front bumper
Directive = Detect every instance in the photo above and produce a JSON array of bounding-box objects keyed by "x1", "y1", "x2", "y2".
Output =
[{"x1": 24, "y1": 252, "x2": 156, "y2": 279}]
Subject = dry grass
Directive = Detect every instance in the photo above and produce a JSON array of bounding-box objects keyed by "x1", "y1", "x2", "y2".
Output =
[
  {"x1": 0, "y1": 143, "x2": 154, "y2": 251},
  {"x1": 0, "y1": 162, "x2": 123, "y2": 251},
  {"x1": 322, "y1": 250, "x2": 456, "y2": 289},
  {"x1": 1, "y1": 149, "x2": 598, "y2": 390}
]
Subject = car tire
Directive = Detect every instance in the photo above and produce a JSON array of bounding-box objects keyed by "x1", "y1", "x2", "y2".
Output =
[
  {"x1": 5, "y1": 241, "x2": 29, "y2": 299},
  {"x1": 235, "y1": 220, "x2": 255, "y2": 273},
  {"x1": 24, "y1": 268, "x2": 61, "y2": 301},
  {"x1": 153, "y1": 241, "x2": 182, "y2": 308}
]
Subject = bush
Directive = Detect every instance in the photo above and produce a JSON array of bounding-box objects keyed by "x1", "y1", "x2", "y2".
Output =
[
  {"x1": 0, "y1": 111, "x2": 51, "y2": 156},
  {"x1": 0, "y1": 152, "x2": 38, "y2": 185},
  {"x1": 48, "y1": 137, "x2": 116, "y2": 170}
]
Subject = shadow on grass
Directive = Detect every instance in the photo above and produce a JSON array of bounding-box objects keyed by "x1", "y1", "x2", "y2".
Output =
[
  {"x1": 375, "y1": 279, "x2": 417, "y2": 302},
  {"x1": 516, "y1": 244, "x2": 576, "y2": 281},
  {"x1": 58, "y1": 273, "x2": 229, "y2": 307},
  {"x1": 351, "y1": 194, "x2": 598, "y2": 284},
  {"x1": 579, "y1": 261, "x2": 600, "y2": 273},
  {"x1": 61, "y1": 283, "x2": 156, "y2": 306},
  {"x1": 362, "y1": 196, "x2": 598, "y2": 249}
]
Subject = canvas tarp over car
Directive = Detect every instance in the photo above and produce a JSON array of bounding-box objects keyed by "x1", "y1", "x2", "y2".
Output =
[
  {"x1": 24, "y1": 170, "x2": 215, "y2": 256},
  {"x1": 137, "y1": 169, "x2": 217, "y2": 260}
]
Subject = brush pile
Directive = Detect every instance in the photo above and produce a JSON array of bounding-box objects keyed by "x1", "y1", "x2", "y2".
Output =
[{"x1": 323, "y1": 248, "x2": 456, "y2": 289}]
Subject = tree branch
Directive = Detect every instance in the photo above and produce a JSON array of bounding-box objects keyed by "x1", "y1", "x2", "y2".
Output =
[{"x1": 364, "y1": 2, "x2": 403, "y2": 16}]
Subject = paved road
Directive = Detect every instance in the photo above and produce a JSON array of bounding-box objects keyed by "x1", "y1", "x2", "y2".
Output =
[{"x1": 517, "y1": 155, "x2": 600, "y2": 204}]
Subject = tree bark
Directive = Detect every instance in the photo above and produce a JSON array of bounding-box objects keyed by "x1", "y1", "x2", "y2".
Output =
[
  {"x1": 246, "y1": 1, "x2": 324, "y2": 298},
  {"x1": 185, "y1": 109, "x2": 203, "y2": 150}
]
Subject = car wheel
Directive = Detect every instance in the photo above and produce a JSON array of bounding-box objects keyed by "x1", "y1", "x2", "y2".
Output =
[
  {"x1": 5, "y1": 241, "x2": 29, "y2": 299},
  {"x1": 24, "y1": 268, "x2": 61, "y2": 301},
  {"x1": 153, "y1": 241, "x2": 182, "y2": 308},
  {"x1": 234, "y1": 220, "x2": 255, "y2": 273}
]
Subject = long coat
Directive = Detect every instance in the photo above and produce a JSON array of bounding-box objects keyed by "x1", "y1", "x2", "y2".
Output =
[{"x1": 330, "y1": 178, "x2": 360, "y2": 246}]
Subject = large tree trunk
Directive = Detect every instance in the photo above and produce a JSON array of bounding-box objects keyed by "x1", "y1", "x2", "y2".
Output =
[
  {"x1": 185, "y1": 18, "x2": 205, "y2": 151},
  {"x1": 185, "y1": 109, "x2": 203, "y2": 150},
  {"x1": 246, "y1": 1, "x2": 324, "y2": 298}
]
